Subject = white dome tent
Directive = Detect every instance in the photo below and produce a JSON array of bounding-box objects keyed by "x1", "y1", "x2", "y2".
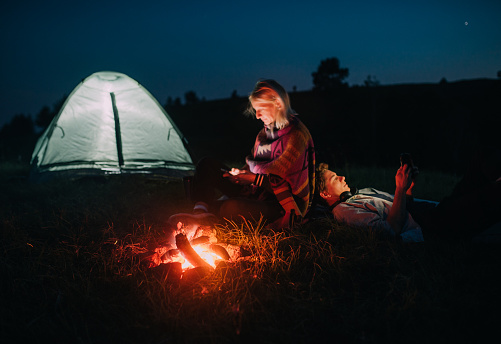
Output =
[{"x1": 30, "y1": 71, "x2": 195, "y2": 181}]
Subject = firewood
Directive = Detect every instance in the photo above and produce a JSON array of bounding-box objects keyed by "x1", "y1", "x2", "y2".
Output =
[
  {"x1": 181, "y1": 266, "x2": 212, "y2": 284},
  {"x1": 190, "y1": 236, "x2": 210, "y2": 246},
  {"x1": 175, "y1": 233, "x2": 213, "y2": 269},
  {"x1": 210, "y1": 244, "x2": 230, "y2": 260},
  {"x1": 149, "y1": 262, "x2": 182, "y2": 283}
]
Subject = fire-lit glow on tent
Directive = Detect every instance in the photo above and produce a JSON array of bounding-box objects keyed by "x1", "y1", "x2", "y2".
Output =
[{"x1": 30, "y1": 71, "x2": 194, "y2": 181}]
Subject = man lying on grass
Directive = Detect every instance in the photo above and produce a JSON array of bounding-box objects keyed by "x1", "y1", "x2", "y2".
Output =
[{"x1": 315, "y1": 153, "x2": 501, "y2": 243}]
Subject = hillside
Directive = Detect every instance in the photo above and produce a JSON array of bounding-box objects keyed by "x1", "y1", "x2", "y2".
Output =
[
  {"x1": 168, "y1": 78, "x2": 500, "y2": 174},
  {"x1": 1, "y1": 78, "x2": 499, "y2": 176}
]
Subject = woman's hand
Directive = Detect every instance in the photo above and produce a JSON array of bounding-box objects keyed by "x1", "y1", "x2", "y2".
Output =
[{"x1": 223, "y1": 168, "x2": 256, "y2": 185}]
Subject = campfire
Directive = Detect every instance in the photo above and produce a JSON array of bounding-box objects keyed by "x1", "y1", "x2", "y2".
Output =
[{"x1": 147, "y1": 221, "x2": 245, "y2": 279}]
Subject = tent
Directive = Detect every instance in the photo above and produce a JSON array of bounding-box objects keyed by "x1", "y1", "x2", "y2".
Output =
[{"x1": 30, "y1": 71, "x2": 195, "y2": 181}]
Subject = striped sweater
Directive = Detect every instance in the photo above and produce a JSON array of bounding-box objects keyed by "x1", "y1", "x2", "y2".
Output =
[{"x1": 246, "y1": 117, "x2": 315, "y2": 218}]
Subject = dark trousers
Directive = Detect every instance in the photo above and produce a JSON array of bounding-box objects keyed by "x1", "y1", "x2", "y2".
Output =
[
  {"x1": 190, "y1": 157, "x2": 284, "y2": 222},
  {"x1": 418, "y1": 181, "x2": 501, "y2": 242},
  {"x1": 413, "y1": 148, "x2": 501, "y2": 242}
]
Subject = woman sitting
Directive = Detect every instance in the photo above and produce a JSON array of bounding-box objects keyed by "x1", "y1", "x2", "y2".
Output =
[{"x1": 170, "y1": 79, "x2": 316, "y2": 229}]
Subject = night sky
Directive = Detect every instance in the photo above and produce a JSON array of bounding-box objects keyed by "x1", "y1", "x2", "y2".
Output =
[{"x1": 1, "y1": 0, "x2": 500, "y2": 128}]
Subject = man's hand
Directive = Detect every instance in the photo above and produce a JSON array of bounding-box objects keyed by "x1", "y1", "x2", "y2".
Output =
[
  {"x1": 406, "y1": 166, "x2": 419, "y2": 196},
  {"x1": 395, "y1": 164, "x2": 413, "y2": 194},
  {"x1": 388, "y1": 164, "x2": 414, "y2": 235}
]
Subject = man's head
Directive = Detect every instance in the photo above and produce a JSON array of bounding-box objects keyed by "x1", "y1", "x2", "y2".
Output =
[{"x1": 316, "y1": 163, "x2": 351, "y2": 204}]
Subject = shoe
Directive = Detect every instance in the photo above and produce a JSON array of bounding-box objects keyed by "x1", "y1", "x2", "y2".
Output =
[{"x1": 168, "y1": 212, "x2": 219, "y2": 229}]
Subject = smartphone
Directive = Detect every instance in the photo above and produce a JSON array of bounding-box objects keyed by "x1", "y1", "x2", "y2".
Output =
[
  {"x1": 400, "y1": 153, "x2": 418, "y2": 178},
  {"x1": 400, "y1": 153, "x2": 413, "y2": 168}
]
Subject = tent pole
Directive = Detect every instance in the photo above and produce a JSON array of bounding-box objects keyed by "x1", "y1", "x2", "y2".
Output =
[{"x1": 110, "y1": 92, "x2": 124, "y2": 167}]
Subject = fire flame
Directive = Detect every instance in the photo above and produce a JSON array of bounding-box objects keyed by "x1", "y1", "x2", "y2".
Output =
[
  {"x1": 150, "y1": 223, "x2": 228, "y2": 271},
  {"x1": 181, "y1": 245, "x2": 219, "y2": 270}
]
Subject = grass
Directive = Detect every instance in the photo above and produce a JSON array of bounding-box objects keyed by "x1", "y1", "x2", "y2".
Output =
[{"x1": 1, "y1": 161, "x2": 499, "y2": 343}]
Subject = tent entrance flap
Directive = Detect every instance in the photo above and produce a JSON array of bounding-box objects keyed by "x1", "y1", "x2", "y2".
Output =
[{"x1": 110, "y1": 92, "x2": 124, "y2": 167}]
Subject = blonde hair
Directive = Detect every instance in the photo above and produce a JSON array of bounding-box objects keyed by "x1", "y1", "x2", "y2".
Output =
[{"x1": 246, "y1": 79, "x2": 295, "y2": 130}]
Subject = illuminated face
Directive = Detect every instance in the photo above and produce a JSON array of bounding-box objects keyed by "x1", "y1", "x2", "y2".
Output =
[
  {"x1": 321, "y1": 170, "x2": 351, "y2": 200},
  {"x1": 250, "y1": 99, "x2": 279, "y2": 126}
]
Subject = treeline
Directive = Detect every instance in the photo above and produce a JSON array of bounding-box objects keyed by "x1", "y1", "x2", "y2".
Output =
[
  {"x1": 0, "y1": 57, "x2": 350, "y2": 161},
  {"x1": 1, "y1": 56, "x2": 499, "y2": 174},
  {"x1": 0, "y1": 96, "x2": 66, "y2": 163},
  {"x1": 166, "y1": 78, "x2": 501, "y2": 174}
]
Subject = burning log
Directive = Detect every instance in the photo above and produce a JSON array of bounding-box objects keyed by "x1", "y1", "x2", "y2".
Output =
[
  {"x1": 210, "y1": 244, "x2": 230, "y2": 261},
  {"x1": 181, "y1": 266, "x2": 213, "y2": 285},
  {"x1": 175, "y1": 233, "x2": 213, "y2": 269},
  {"x1": 149, "y1": 262, "x2": 182, "y2": 283},
  {"x1": 190, "y1": 236, "x2": 210, "y2": 246}
]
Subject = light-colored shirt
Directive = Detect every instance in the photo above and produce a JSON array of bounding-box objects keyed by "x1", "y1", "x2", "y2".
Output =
[{"x1": 332, "y1": 188, "x2": 425, "y2": 242}]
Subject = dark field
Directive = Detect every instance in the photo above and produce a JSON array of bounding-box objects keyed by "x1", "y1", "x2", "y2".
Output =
[
  {"x1": 1, "y1": 162, "x2": 500, "y2": 344},
  {"x1": 1, "y1": 79, "x2": 500, "y2": 343}
]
